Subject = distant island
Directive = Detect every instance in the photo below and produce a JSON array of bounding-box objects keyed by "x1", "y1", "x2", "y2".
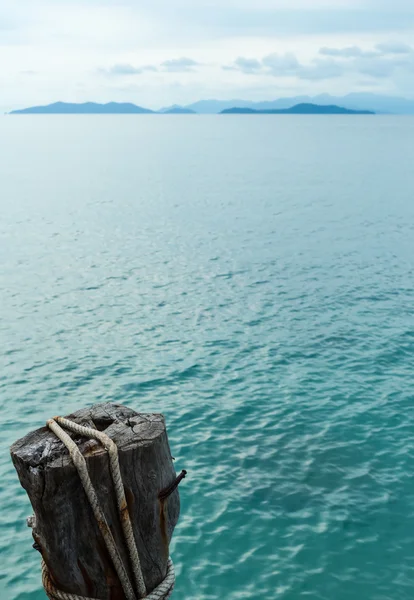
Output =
[
  {"x1": 10, "y1": 102, "x2": 155, "y2": 114},
  {"x1": 221, "y1": 103, "x2": 375, "y2": 115},
  {"x1": 9, "y1": 100, "x2": 375, "y2": 115}
]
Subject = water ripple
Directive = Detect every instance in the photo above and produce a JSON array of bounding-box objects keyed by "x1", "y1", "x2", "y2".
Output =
[{"x1": 1, "y1": 116, "x2": 414, "y2": 599}]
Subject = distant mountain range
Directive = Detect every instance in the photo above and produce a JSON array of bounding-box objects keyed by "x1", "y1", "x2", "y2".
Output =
[
  {"x1": 221, "y1": 103, "x2": 374, "y2": 115},
  {"x1": 161, "y1": 106, "x2": 196, "y2": 114},
  {"x1": 184, "y1": 93, "x2": 414, "y2": 114},
  {"x1": 158, "y1": 104, "x2": 196, "y2": 114},
  {"x1": 9, "y1": 93, "x2": 414, "y2": 115},
  {"x1": 11, "y1": 101, "x2": 374, "y2": 115}
]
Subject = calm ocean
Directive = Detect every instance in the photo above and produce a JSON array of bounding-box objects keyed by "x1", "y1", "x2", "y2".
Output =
[{"x1": 1, "y1": 115, "x2": 414, "y2": 600}]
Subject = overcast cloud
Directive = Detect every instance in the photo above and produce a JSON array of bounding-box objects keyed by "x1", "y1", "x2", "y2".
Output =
[{"x1": 1, "y1": 0, "x2": 414, "y2": 110}]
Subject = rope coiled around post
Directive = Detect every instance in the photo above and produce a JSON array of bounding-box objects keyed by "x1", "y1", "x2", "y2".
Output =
[
  {"x1": 42, "y1": 557, "x2": 175, "y2": 600},
  {"x1": 42, "y1": 416, "x2": 175, "y2": 600}
]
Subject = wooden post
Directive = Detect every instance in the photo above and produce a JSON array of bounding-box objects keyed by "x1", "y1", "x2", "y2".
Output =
[{"x1": 10, "y1": 402, "x2": 184, "y2": 599}]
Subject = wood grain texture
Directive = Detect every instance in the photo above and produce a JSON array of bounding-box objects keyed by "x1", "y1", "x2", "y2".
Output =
[{"x1": 10, "y1": 403, "x2": 181, "y2": 600}]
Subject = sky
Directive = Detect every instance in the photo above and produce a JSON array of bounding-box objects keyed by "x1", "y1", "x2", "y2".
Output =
[{"x1": 1, "y1": 0, "x2": 414, "y2": 111}]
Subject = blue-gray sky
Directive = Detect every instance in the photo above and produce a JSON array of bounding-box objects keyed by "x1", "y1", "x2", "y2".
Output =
[{"x1": 1, "y1": 0, "x2": 414, "y2": 110}]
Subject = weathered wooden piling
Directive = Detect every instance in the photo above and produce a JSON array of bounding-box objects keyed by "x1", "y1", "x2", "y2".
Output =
[{"x1": 10, "y1": 402, "x2": 185, "y2": 599}]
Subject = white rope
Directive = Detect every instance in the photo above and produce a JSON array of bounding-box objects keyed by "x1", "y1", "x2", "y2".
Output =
[
  {"x1": 41, "y1": 416, "x2": 175, "y2": 600},
  {"x1": 42, "y1": 557, "x2": 175, "y2": 600}
]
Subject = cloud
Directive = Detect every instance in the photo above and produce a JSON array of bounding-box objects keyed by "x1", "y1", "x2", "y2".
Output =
[
  {"x1": 355, "y1": 56, "x2": 407, "y2": 78},
  {"x1": 357, "y1": 60, "x2": 395, "y2": 78},
  {"x1": 320, "y1": 43, "x2": 413, "y2": 59},
  {"x1": 104, "y1": 64, "x2": 144, "y2": 75},
  {"x1": 317, "y1": 48, "x2": 414, "y2": 80},
  {"x1": 233, "y1": 57, "x2": 262, "y2": 73},
  {"x1": 319, "y1": 46, "x2": 369, "y2": 58},
  {"x1": 99, "y1": 63, "x2": 159, "y2": 76},
  {"x1": 160, "y1": 57, "x2": 200, "y2": 72},
  {"x1": 97, "y1": 57, "x2": 203, "y2": 78},
  {"x1": 225, "y1": 52, "x2": 343, "y2": 80},
  {"x1": 262, "y1": 52, "x2": 300, "y2": 75},
  {"x1": 376, "y1": 41, "x2": 413, "y2": 54},
  {"x1": 223, "y1": 41, "x2": 414, "y2": 84},
  {"x1": 224, "y1": 52, "x2": 300, "y2": 76}
]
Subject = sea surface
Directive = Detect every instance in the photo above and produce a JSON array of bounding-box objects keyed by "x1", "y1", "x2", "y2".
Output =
[{"x1": 1, "y1": 115, "x2": 414, "y2": 600}]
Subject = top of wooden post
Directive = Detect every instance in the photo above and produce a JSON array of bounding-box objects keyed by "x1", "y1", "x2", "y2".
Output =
[
  {"x1": 11, "y1": 402, "x2": 168, "y2": 469},
  {"x1": 11, "y1": 402, "x2": 182, "y2": 599}
]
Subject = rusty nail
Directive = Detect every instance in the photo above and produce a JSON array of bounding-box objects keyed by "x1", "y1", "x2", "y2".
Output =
[{"x1": 159, "y1": 470, "x2": 187, "y2": 501}]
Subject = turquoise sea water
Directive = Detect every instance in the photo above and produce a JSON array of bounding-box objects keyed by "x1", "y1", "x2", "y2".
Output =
[{"x1": 1, "y1": 115, "x2": 414, "y2": 600}]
